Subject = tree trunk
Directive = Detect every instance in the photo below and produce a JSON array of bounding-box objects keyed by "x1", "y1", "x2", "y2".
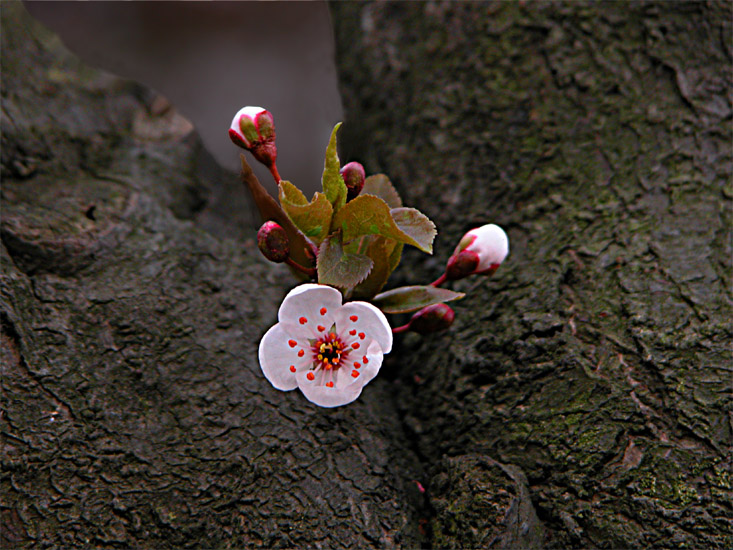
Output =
[
  {"x1": 1, "y1": 4, "x2": 424, "y2": 548},
  {"x1": 2, "y1": 1, "x2": 730, "y2": 549},
  {"x1": 331, "y1": 1, "x2": 731, "y2": 548}
]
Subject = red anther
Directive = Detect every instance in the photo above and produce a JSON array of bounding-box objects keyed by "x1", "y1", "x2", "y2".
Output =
[
  {"x1": 317, "y1": 325, "x2": 325, "y2": 332},
  {"x1": 290, "y1": 365, "x2": 296, "y2": 373},
  {"x1": 350, "y1": 315, "x2": 358, "y2": 322},
  {"x1": 363, "y1": 356, "x2": 368, "y2": 363},
  {"x1": 352, "y1": 342, "x2": 360, "y2": 349},
  {"x1": 351, "y1": 370, "x2": 360, "y2": 378},
  {"x1": 320, "y1": 307, "x2": 327, "y2": 315},
  {"x1": 353, "y1": 362, "x2": 361, "y2": 369},
  {"x1": 299, "y1": 317, "x2": 307, "y2": 324},
  {"x1": 358, "y1": 332, "x2": 365, "y2": 340},
  {"x1": 298, "y1": 349, "x2": 305, "y2": 357},
  {"x1": 326, "y1": 381, "x2": 334, "y2": 388},
  {"x1": 288, "y1": 339, "x2": 297, "y2": 348},
  {"x1": 349, "y1": 329, "x2": 357, "y2": 336},
  {"x1": 307, "y1": 372, "x2": 315, "y2": 381}
]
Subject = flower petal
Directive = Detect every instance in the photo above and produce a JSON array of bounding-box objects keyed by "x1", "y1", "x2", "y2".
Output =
[
  {"x1": 467, "y1": 224, "x2": 508, "y2": 272},
  {"x1": 278, "y1": 284, "x2": 343, "y2": 337},
  {"x1": 341, "y1": 339, "x2": 384, "y2": 387},
  {"x1": 332, "y1": 301, "x2": 392, "y2": 354},
  {"x1": 296, "y1": 368, "x2": 364, "y2": 408},
  {"x1": 295, "y1": 340, "x2": 384, "y2": 408},
  {"x1": 258, "y1": 323, "x2": 310, "y2": 391}
]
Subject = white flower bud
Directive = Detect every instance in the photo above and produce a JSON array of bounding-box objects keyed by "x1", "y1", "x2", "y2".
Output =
[{"x1": 446, "y1": 224, "x2": 509, "y2": 280}]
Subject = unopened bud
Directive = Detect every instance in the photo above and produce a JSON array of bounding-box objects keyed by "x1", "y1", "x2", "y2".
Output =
[
  {"x1": 408, "y1": 303, "x2": 455, "y2": 334},
  {"x1": 257, "y1": 221, "x2": 290, "y2": 263},
  {"x1": 446, "y1": 224, "x2": 509, "y2": 281},
  {"x1": 229, "y1": 106, "x2": 278, "y2": 168},
  {"x1": 340, "y1": 161, "x2": 366, "y2": 201}
]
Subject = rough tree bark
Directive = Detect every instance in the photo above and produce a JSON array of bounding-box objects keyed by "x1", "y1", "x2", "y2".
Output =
[
  {"x1": 331, "y1": 1, "x2": 731, "y2": 548},
  {"x1": 2, "y1": 1, "x2": 731, "y2": 549},
  {"x1": 1, "y1": 4, "x2": 425, "y2": 548}
]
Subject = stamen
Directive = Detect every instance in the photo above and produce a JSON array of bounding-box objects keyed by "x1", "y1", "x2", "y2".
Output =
[
  {"x1": 354, "y1": 362, "x2": 361, "y2": 369},
  {"x1": 358, "y1": 332, "x2": 365, "y2": 340},
  {"x1": 351, "y1": 370, "x2": 360, "y2": 378},
  {"x1": 363, "y1": 356, "x2": 369, "y2": 363},
  {"x1": 288, "y1": 340, "x2": 297, "y2": 348},
  {"x1": 317, "y1": 325, "x2": 325, "y2": 332},
  {"x1": 350, "y1": 315, "x2": 358, "y2": 322},
  {"x1": 307, "y1": 372, "x2": 315, "y2": 381},
  {"x1": 349, "y1": 329, "x2": 357, "y2": 335},
  {"x1": 352, "y1": 342, "x2": 360, "y2": 349},
  {"x1": 310, "y1": 332, "x2": 347, "y2": 371},
  {"x1": 298, "y1": 349, "x2": 305, "y2": 357},
  {"x1": 299, "y1": 317, "x2": 307, "y2": 325},
  {"x1": 326, "y1": 381, "x2": 334, "y2": 388},
  {"x1": 290, "y1": 365, "x2": 296, "y2": 372},
  {"x1": 320, "y1": 307, "x2": 327, "y2": 315}
]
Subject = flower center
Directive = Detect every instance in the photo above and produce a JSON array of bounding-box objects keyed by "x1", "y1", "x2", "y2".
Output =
[{"x1": 312, "y1": 332, "x2": 347, "y2": 369}]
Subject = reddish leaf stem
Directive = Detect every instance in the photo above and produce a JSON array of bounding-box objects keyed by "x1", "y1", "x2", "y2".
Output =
[
  {"x1": 392, "y1": 323, "x2": 410, "y2": 334},
  {"x1": 430, "y1": 273, "x2": 448, "y2": 287},
  {"x1": 285, "y1": 257, "x2": 316, "y2": 278},
  {"x1": 269, "y1": 163, "x2": 282, "y2": 185}
]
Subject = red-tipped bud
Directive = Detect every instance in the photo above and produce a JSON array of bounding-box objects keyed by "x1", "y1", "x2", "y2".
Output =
[
  {"x1": 229, "y1": 106, "x2": 278, "y2": 168},
  {"x1": 445, "y1": 224, "x2": 509, "y2": 281},
  {"x1": 408, "y1": 303, "x2": 455, "y2": 334},
  {"x1": 340, "y1": 161, "x2": 366, "y2": 201},
  {"x1": 257, "y1": 221, "x2": 290, "y2": 263}
]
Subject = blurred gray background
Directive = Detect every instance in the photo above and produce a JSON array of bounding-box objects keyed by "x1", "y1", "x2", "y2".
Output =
[{"x1": 24, "y1": 0, "x2": 344, "y2": 194}]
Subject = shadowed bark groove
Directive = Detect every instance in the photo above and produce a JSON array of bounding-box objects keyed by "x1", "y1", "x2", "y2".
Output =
[
  {"x1": 332, "y1": 1, "x2": 731, "y2": 548},
  {"x1": 1, "y1": 4, "x2": 425, "y2": 548}
]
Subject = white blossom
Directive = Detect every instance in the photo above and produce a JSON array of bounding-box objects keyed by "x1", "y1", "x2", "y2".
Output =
[
  {"x1": 446, "y1": 224, "x2": 509, "y2": 279},
  {"x1": 258, "y1": 284, "x2": 392, "y2": 408},
  {"x1": 228, "y1": 106, "x2": 273, "y2": 149},
  {"x1": 462, "y1": 224, "x2": 509, "y2": 273}
]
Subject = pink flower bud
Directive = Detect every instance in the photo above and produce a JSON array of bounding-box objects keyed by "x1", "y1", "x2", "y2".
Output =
[
  {"x1": 408, "y1": 303, "x2": 455, "y2": 334},
  {"x1": 257, "y1": 221, "x2": 290, "y2": 263},
  {"x1": 228, "y1": 106, "x2": 278, "y2": 168},
  {"x1": 340, "y1": 161, "x2": 366, "y2": 201},
  {"x1": 445, "y1": 224, "x2": 508, "y2": 281}
]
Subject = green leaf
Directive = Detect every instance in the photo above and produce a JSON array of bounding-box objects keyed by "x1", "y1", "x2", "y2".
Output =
[
  {"x1": 278, "y1": 179, "x2": 308, "y2": 206},
  {"x1": 361, "y1": 174, "x2": 402, "y2": 208},
  {"x1": 390, "y1": 207, "x2": 437, "y2": 254},
  {"x1": 387, "y1": 242, "x2": 403, "y2": 275},
  {"x1": 322, "y1": 123, "x2": 347, "y2": 213},
  {"x1": 317, "y1": 234, "x2": 374, "y2": 289},
  {"x1": 279, "y1": 181, "x2": 333, "y2": 245},
  {"x1": 372, "y1": 285, "x2": 465, "y2": 314},
  {"x1": 345, "y1": 235, "x2": 399, "y2": 299},
  {"x1": 332, "y1": 194, "x2": 435, "y2": 253}
]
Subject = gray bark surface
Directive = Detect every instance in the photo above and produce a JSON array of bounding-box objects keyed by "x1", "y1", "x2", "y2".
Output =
[
  {"x1": 332, "y1": 1, "x2": 731, "y2": 548},
  {"x1": 2, "y1": 5, "x2": 424, "y2": 548},
  {"x1": 2, "y1": 1, "x2": 731, "y2": 549}
]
